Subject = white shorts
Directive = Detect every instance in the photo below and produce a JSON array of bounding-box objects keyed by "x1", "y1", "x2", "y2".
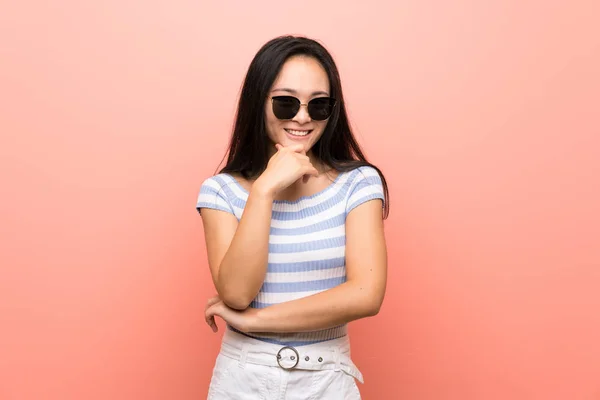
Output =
[{"x1": 207, "y1": 329, "x2": 363, "y2": 399}]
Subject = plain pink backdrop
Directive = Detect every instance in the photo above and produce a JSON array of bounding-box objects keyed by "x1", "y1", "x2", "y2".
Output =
[{"x1": 1, "y1": 1, "x2": 599, "y2": 399}]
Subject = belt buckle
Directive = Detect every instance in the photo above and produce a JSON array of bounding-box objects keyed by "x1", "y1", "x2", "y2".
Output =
[{"x1": 276, "y1": 346, "x2": 299, "y2": 370}]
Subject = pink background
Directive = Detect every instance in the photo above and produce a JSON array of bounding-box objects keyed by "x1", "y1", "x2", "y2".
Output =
[{"x1": 1, "y1": 1, "x2": 599, "y2": 399}]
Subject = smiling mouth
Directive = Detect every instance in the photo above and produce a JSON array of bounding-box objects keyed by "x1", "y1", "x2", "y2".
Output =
[{"x1": 285, "y1": 129, "x2": 312, "y2": 137}]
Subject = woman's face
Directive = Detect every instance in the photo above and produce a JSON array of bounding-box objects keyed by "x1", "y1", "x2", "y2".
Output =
[{"x1": 264, "y1": 55, "x2": 331, "y2": 155}]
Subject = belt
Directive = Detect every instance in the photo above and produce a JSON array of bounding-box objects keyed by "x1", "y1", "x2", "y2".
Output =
[{"x1": 219, "y1": 329, "x2": 364, "y2": 383}]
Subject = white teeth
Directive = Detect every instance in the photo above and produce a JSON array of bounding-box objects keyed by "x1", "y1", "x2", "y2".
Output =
[{"x1": 286, "y1": 129, "x2": 311, "y2": 136}]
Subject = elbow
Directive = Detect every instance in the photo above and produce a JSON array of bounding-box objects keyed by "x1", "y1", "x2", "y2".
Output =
[
  {"x1": 215, "y1": 274, "x2": 256, "y2": 310},
  {"x1": 364, "y1": 300, "x2": 382, "y2": 317},
  {"x1": 218, "y1": 290, "x2": 254, "y2": 311},
  {"x1": 362, "y1": 290, "x2": 385, "y2": 317}
]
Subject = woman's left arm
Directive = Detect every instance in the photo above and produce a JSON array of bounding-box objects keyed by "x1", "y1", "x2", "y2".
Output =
[{"x1": 205, "y1": 198, "x2": 387, "y2": 333}]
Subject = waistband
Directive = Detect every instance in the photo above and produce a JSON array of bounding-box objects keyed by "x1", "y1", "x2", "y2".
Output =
[{"x1": 219, "y1": 329, "x2": 364, "y2": 383}]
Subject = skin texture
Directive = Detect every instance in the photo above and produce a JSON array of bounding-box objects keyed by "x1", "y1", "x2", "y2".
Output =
[
  {"x1": 204, "y1": 198, "x2": 387, "y2": 334},
  {"x1": 264, "y1": 55, "x2": 330, "y2": 160},
  {"x1": 201, "y1": 55, "x2": 387, "y2": 333}
]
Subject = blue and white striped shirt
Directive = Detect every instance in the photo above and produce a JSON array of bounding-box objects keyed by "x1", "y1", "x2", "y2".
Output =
[{"x1": 196, "y1": 166, "x2": 385, "y2": 346}]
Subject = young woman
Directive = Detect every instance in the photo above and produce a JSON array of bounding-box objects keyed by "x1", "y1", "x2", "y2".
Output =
[{"x1": 196, "y1": 35, "x2": 390, "y2": 400}]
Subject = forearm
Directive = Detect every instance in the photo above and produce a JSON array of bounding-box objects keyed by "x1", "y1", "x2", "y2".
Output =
[
  {"x1": 250, "y1": 281, "x2": 384, "y2": 333},
  {"x1": 217, "y1": 186, "x2": 273, "y2": 309}
]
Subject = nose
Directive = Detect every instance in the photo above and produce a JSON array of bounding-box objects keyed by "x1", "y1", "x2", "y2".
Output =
[{"x1": 292, "y1": 103, "x2": 311, "y2": 124}]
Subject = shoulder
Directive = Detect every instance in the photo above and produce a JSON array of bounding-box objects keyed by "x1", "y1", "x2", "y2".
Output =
[
  {"x1": 200, "y1": 173, "x2": 233, "y2": 189},
  {"x1": 350, "y1": 165, "x2": 382, "y2": 181},
  {"x1": 344, "y1": 165, "x2": 384, "y2": 190},
  {"x1": 344, "y1": 165, "x2": 385, "y2": 214},
  {"x1": 197, "y1": 173, "x2": 238, "y2": 215}
]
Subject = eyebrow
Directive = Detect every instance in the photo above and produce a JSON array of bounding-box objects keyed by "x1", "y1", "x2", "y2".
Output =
[{"x1": 271, "y1": 88, "x2": 330, "y2": 96}]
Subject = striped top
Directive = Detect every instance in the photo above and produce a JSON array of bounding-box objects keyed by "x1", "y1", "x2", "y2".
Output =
[{"x1": 196, "y1": 166, "x2": 385, "y2": 346}]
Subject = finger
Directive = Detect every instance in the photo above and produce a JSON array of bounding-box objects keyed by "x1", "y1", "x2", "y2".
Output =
[
  {"x1": 301, "y1": 166, "x2": 320, "y2": 183},
  {"x1": 205, "y1": 295, "x2": 221, "y2": 310},
  {"x1": 286, "y1": 144, "x2": 306, "y2": 153},
  {"x1": 295, "y1": 156, "x2": 310, "y2": 164},
  {"x1": 205, "y1": 306, "x2": 219, "y2": 333},
  {"x1": 275, "y1": 143, "x2": 283, "y2": 151},
  {"x1": 207, "y1": 314, "x2": 217, "y2": 332},
  {"x1": 301, "y1": 162, "x2": 319, "y2": 175}
]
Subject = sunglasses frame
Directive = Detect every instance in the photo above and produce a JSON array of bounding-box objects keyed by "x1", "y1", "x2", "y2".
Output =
[{"x1": 270, "y1": 95, "x2": 337, "y2": 121}]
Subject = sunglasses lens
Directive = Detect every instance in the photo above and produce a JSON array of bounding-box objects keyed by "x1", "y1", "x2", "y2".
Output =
[
  {"x1": 272, "y1": 96, "x2": 336, "y2": 121},
  {"x1": 272, "y1": 96, "x2": 300, "y2": 119},
  {"x1": 308, "y1": 97, "x2": 335, "y2": 121}
]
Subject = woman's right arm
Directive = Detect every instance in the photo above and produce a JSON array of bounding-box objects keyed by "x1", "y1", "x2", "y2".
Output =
[
  {"x1": 200, "y1": 144, "x2": 319, "y2": 310},
  {"x1": 201, "y1": 185, "x2": 275, "y2": 310}
]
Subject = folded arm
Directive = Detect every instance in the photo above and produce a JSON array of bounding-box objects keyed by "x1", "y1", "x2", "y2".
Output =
[
  {"x1": 247, "y1": 199, "x2": 387, "y2": 332},
  {"x1": 201, "y1": 185, "x2": 274, "y2": 310}
]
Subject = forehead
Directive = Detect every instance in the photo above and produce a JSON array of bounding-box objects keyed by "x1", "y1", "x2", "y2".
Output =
[{"x1": 271, "y1": 56, "x2": 330, "y2": 95}]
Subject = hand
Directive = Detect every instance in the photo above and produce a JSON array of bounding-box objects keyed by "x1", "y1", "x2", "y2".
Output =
[
  {"x1": 254, "y1": 144, "x2": 319, "y2": 197},
  {"x1": 205, "y1": 295, "x2": 258, "y2": 333}
]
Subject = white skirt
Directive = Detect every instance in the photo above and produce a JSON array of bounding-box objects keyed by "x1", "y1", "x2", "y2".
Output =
[{"x1": 207, "y1": 329, "x2": 363, "y2": 400}]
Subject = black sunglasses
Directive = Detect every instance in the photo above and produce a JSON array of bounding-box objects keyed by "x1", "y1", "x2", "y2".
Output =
[{"x1": 271, "y1": 95, "x2": 336, "y2": 121}]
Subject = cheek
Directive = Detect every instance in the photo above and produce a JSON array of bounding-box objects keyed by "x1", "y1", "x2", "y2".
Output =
[
  {"x1": 265, "y1": 116, "x2": 282, "y2": 142},
  {"x1": 312, "y1": 122, "x2": 327, "y2": 138},
  {"x1": 264, "y1": 105, "x2": 277, "y2": 134}
]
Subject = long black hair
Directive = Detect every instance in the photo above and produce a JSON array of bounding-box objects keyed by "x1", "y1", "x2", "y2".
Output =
[{"x1": 218, "y1": 35, "x2": 389, "y2": 219}]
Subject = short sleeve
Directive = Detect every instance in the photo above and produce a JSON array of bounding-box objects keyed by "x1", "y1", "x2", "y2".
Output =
[
  {"x1": 345, "y1": 166, "x2": 385, "y2": 215},
  {"x1": 196, "y1": 176, "x2": 235, "y2": 216}
]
